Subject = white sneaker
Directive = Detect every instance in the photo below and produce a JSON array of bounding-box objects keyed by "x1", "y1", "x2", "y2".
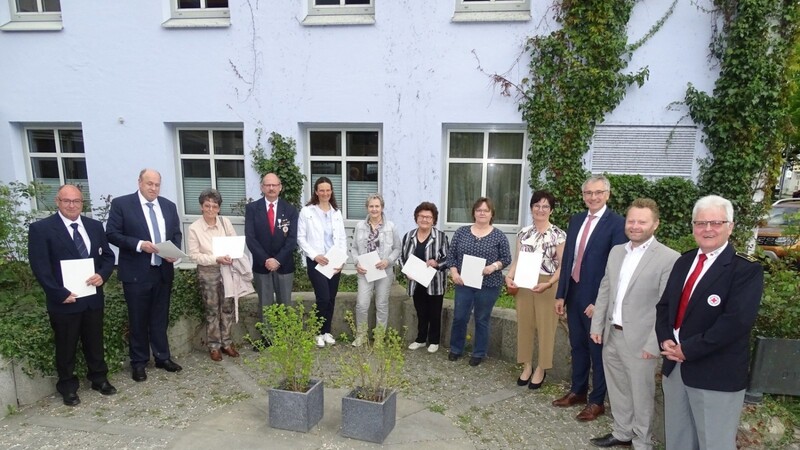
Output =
[
  {"x1": 408, "y1": 342, "x2": 425, "y2": 350},
  {"x1": 427, "y1": 344, "x2": 439, "y2": 353},
  {"x1": 323, "y1": 333, "x2": 336, "y2": 345},
  {"x1": 315, "y1": 335, "x2": 325, "y2": 348},
  {"x1": 352, "y1": 335, "x2": 366, "y2": 347}
]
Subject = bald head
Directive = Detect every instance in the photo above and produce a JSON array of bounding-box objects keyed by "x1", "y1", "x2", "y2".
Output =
[
  {"x1": 56, "y1": 185, "x2": 84, "y2": 221},
  {"x1": 138, "y1": 169, "x2": 162, "y2": 202}
]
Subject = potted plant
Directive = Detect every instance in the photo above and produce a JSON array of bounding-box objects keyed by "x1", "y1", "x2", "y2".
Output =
[
  {"x1": 248, "y1": 302, "x2": 324, "y2": 433},
  {"x1": 338, "y1": 311, "x2": 406, "y2": 444}
]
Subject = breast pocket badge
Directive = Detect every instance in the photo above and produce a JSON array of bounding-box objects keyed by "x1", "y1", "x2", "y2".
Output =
[{"x1": 707, "y1": 294, "x2": 721, "y2": 307}]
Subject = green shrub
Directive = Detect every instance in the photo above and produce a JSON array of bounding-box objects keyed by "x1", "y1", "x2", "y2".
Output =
[{"x1": 753, "y1": 258, "x2": 800, "y2": 340}]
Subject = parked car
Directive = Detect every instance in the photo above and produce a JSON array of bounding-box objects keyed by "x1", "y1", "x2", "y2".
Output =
[
  {"x1": 773, "y1": 198, "x2": 800, "y2": 206},
  {"x1": 757, "y1": 203, "x2": 800, "y2": 260}
]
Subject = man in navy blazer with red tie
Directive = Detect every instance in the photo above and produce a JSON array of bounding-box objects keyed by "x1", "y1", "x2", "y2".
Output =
[
  {"x1": 553, "y1": 175, "x2": 626, "y2": 421},
  {"x1": 656, "y1": 195, "x2": 763, "y2": 450},
  {"x1": 28, "y1": 185, "x2": 117, "y2": 406},
  {"x1": 106, "y1": 169, "x2": 183, "y2": 382},
  {"x1": 245, "y1": 173, "x2": 298, "y2": 325}
]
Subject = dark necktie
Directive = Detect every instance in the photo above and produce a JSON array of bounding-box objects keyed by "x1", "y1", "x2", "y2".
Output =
[
  {"x1": 71, "y1": 223, "x2": 89, "y2": 259},
  {"x1": 674, "y1": 253, "x2": 708, "y2": 329},
  {"x1": 146, "y1": 202, "x2": 162, "y2": 266},
  {"x1": 268, "y1": 202, "x2": 275, "y2": 234},
  {"x1": 571, "y1": 214, "x2": 595, "y2": 283}
]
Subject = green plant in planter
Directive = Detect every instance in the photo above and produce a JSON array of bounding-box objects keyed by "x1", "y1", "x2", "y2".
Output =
[
  {"x1": 338, "y1": 310, "x2": 405, "y2": 402},
  {"x1": 248, "y1": 303, "x2": 323, "y2": 392}
]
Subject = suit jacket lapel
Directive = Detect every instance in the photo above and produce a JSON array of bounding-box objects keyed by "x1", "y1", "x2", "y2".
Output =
[
  {"x1": 623, "y1": 241, "x2": 658, "y2": 298},
  {"x1": 584, "y1": 212, "x2": 609, "y2": 253},
  {"x1": 51, "y1": 215, "x2": 83, "y2": 259},
  {"x1": 684, "y1": 245, "x2": 732, "y2": 318}
]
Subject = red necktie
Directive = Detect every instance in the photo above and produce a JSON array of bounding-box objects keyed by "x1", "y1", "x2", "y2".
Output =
[
  {"x1": 267, "y1": 203, "x2": 275, "y2": 234},
  {"x1": 571, "y1": 214, "x2": 595, "y2": 283},
  {"x1": 674, "y1": 253, "x2": 708, "y2": 329}
]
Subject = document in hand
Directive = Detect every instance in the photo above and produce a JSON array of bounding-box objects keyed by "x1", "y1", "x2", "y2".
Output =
[
  {"x1": 461, "y1": 254, "x2": 486, "y2": 289},
  {"x1": 401, "y1": 254, "x2": 436, "y2": 288},
  {"x1": 60, "y1": 258, "x2": 97, "y2": 298},
  {"x1": 513, "y1": 250, "x2": 543, "y2": 290},
  {"x1": 315, "y1": 246, "x2": 348, "y2": 279},
  {"x1": 212, "y1": 236, "x2": 246, "y2": 259},
  {"x1": 357, "y1": 251, "x2": 387, "y2": 282},
  {"x1": 154, "y1": 241, "x2": 188, "y2": 259}
]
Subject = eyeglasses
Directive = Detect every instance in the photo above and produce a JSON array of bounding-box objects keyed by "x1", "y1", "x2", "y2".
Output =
[
  {"x1": 692, "y1": 220, "x2": 730, "y2": 229},
  {"x1": 475, "y1": 209, "x2": 491, "y2": 214},
  {"x1": 58, "y1": 198, "x2": 83, "y2": 206},
  {"x1": 417, "y1": 215, "x2": 434, "y2": 221},
  {"x1": 532, "y1": 204, "x2": 551, "y2": 211},
  {"x1": 261, "y1": 183, "x2": 281, "y2": 188},
  {"x1": 582, "y1": 190, "x2": 608, "y2": 197}
]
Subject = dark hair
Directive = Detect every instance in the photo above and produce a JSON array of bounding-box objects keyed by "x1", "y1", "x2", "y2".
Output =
[
  {"x1": 198, "y1": 188, "x2": 222, "y2": 206},
  {"x1": 530, "y1": 190, "x2": 556, "y2": 210},
  {"x1": 306, "y1": 176, "x2": 339, "y2": 210},
  {"x1": 472, "y1": 197, "x2": 495, "y2": 225},
  {"x1": 627, "y1": 198, "x2": 660, "y2": 222},
  {"x1": 414, "y1": 201, "x2": 439, "y2": 226}
]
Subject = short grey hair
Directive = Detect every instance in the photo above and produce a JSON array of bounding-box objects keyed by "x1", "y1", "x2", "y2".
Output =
[
  {"x1": 692, "y1": 195, "x2": 733, "y2": 222},
  {"x1": 198, "y1": 188, "x2": 223, "y2": 206},
  {"x1": 365, "y1": 193, "x2": 384, "y2": 209},
  {"x1": 582, "y1": 175, "x2": 611, "y2": 193}
]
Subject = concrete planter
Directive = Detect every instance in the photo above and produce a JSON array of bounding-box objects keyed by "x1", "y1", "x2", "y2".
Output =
[
  {"x1": 746, "y1": 337, "x2": 800, "y2": 403},
  {"x1": 268, "y1": 378, "x2": 324, "y2": 432},
  {"x1": 341, "y1": 388, "x2": 397, "y2": 444}
]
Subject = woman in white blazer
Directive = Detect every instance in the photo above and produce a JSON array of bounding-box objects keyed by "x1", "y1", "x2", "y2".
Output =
[{"x1": 297, "y1": 177, "x2": 348, "y2": 348}]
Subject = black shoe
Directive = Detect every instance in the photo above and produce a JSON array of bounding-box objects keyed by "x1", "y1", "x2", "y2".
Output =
[
  {"x1": 91, "y1": 381, "x2": 117, "y2": 396},
  {"x1": 62, "y1": 392, "x2": 80, "y2": 406},
  {"x1": 589, "y1": 433, "x2": 632, "y2": 448},
  {"x1": 468, "y1": 357, "x2": 483, "y2": 366},
  {"x1": 155, "y1": 359, "x2": 182, "y2": 372},
  {"x1": 131, "y1": 366, "x2": 147, "y2": 382},
  {"x1": 448, "y1": 352, "x2": 462, "y2": 361},
  {"x1": 528, "y1": 372, "x2": 547, "y2": 390},
  {"x1": 517, "y1": 373, "x2": 532, "y2": 386}
]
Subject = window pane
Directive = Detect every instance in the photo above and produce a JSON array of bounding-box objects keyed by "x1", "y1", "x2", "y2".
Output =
[
  {"x1": 315, "y1": 0, "x2": 340, "y2": 5},
  {"x1": 310, "y1": 131, "x2": 341, "y2": 156},
  {"x1": 346, "y1": 131, "x2": 379, "y2": 157},
  {"x1": 16, "y1": 0, "x2": 38, "y2": 12},
  {"x1": 59, "y1": 130, "x2": 85, "y2": 154},
  {"x1": 64, "y1": 158, "x2": 89, "y2": 203},
  {"x1": 31, "y1": 157, "x2": 59, "y2": 210},
  {"x1": 346, "y1": 162, "x2": 378, "y2": 219},
  {"x1": 310, "y1": 161, "x2": 343, "y2": 207},
  {"x1": 206, "y1": 0, "x2": 228, "y2": 7},
  {"x1": 488, "y1": 133, "x2": 524, "y2": 159},
  {"x1": 179, "y1": 130, "x2": 210, "y2": 155},
  {"x1": 346, "y1": 0, "x2": 371, "y2": 4},
  {"x1": 28, "y1": 130, "x2": 56, "y2": 153},
  {"x1": 215, "y1": 160, "x2": 245, "y2": 216},
  {"x1": 487, "y1": 163, "x2": 521, "y2": 225},
  {"x1": 182, "y1": 160, "x2": 211, "y2": 215},
  {"x1": 213, "y1": 130, "x2": 243, "y2": 155},
  {"x1": 447, "y1": 163, "x2": 482, "y2": 223},
  {"x1": 178, "y1": 0, "x2": 201, "y2": 8},
  {"x1": 449, "y1": 132, "x2": 484, "y2": 158},
  {"x1": 42, "y1": 0, "x2": 60, "y2": 12}
]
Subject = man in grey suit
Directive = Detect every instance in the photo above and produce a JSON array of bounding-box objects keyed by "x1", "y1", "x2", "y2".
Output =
[{"x1": 589, "y1": 198, "x2": 679, "y2": 448}]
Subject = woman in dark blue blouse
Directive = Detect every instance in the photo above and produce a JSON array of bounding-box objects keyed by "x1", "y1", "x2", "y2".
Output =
[{"x1": 447, "y1": 197, "x2": 512, "y2": 366}]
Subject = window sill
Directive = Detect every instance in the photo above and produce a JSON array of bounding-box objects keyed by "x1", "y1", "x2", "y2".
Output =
[
  {"x1": 451, "y1": 11, "x2": 531, "y2": 23},
  {"x1": 162, "y1": 17, "x2": 231, "y2": 28},
  {"x1": 0, "y1": 20, "x2": 63, "y2": 31},
  {"x1": 301, "y1": 14, "x2": 375, "y2": 26}
]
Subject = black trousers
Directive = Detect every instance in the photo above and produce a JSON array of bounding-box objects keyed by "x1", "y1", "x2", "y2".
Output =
[
  {"x1": 48, "y1": 307, "x2": 108, "y2": 395},
  {"x1": 306, "y1": 257, "x2": 341, "y2": 335},
  {"x1": 412, "y1": 285, "x2": 443, "y2": 345},
  {"x1": 123, "y1": 267, "x2": 173, "y2": 368}
]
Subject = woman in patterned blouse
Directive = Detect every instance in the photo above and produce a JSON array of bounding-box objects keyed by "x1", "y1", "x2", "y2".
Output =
[
  {"x1": 447, "y1": 197, "x2": 512, "y2": 367},
  {"x1": 505, "y1": 191, "x2": 566, "y2": 389}
]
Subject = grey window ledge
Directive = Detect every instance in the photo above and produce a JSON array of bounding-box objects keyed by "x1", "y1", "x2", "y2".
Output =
[
  {"x1": 451, "y1": 11, "x2": 530, "y2": 23},
  {"x1": 0, "y1": 20, "x2": 63, "y2": 31},
  {"x1": 301, "y1": 14, "x2": 375, "y2": 26}
]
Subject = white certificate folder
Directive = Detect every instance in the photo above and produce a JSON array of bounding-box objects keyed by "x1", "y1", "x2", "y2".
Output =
[{"x1": 60, "y1": 258, "x2": 97, "y2": 298}]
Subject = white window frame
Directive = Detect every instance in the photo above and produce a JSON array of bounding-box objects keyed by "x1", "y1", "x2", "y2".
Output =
[
  {"x1": 1, "y1": 0, "x2": 62, "y2": 31},
  {"x1": 163, "y1": 0, "x2": 230, "y2": 28},
  {"x1": 443, "y1": 125, "x2": 527, "y2": 231},
  {"x1": 452, "y1": 0, "x2": 531, "y2": 23},
  {"x1": 302, "y1": 0, "x2": 375, "y2": 26},
  {"x1": 305, "y1": 127, "x2": 381, "y2": 222},
  {"x1": 175, "y1": 127, "x2": 246, "y2": 218},
  {"x1": 23, "y1": 126, "x2": 89, "y2": 211}
]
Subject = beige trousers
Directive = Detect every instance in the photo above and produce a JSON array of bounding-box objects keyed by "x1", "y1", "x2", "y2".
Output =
[{"x1": 515, "y1": 274, "x2": 558, "y2": 368}]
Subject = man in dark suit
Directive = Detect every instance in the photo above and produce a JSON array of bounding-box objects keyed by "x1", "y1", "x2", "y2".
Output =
[
  {"x1": 106, "y1": 169, "x2": 183, "y2": 382},
  {"x1": 245, "y1": 173, "x2": 299, "y2": 323},
  {"x1": 28, "y1": 185, "x2": 117, "y2": 406},
  {"x1": 656, "y1": 195, "x2": 763, "y2": 450},
  {"x1": 553, "y1": 175, "x2": 627, "y2": 421}
]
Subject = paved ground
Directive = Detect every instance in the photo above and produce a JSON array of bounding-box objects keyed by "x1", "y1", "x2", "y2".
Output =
[{"x1": 0, "y1": 344, "x2": 620, "y2": 450}]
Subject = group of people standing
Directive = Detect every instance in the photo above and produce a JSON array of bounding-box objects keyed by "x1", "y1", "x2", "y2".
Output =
[{"x1": 28, "y1": 170, "x2": 763, "y2": 450}]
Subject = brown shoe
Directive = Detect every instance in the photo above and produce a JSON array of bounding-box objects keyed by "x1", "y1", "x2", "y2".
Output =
[
  {"x1": 552, "y1": 392, "x2": 588, "y2": 407},
  {"x1": 576, "y1": 403, "x2": 605, "y2": 421},
  {"x1": 221, "y1": 345, "x2": 239, "y2": 357},
  {"x1": 209, "y1": 349, "x2": 223, "y2": 361}
]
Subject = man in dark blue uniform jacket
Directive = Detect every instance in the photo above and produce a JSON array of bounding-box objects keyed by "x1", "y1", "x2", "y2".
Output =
[
  {"x1": 106, "y1": 169, "x2": 183, "y2": 382},
  {"x1": 553, "y1": 175, "x2": 627, "y2": 421},
  {"x1": 656, "y1": 195, "x2": 763, "y2": 450},
  {"x1": 28, "y1": 185, "x2": 117, "y2": 406}
]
